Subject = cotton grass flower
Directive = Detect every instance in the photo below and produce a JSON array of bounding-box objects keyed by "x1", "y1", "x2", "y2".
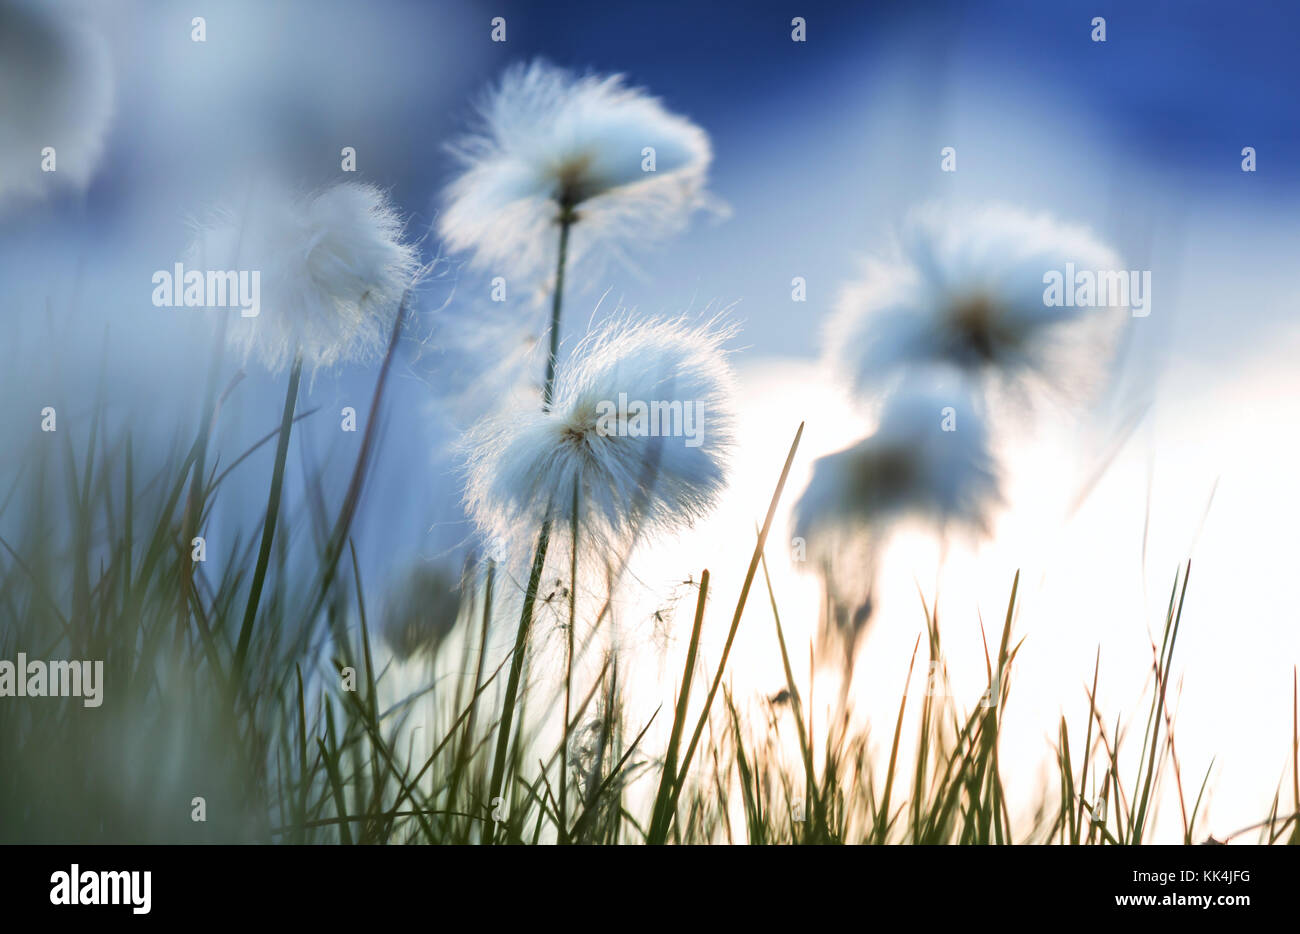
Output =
[
  {"x1": 0, "y1": 0, "x2": 114, "y2": 206},
  {"x1": 187, "y1": 180, "x2": 419, "y2": 374},
  {"x1": 195, "y1": 181, "x2": 418, "y2": 684},
  {"x1": 380, "y1": 562, "x2": 465, "y2": 662},
  {"x1": 440, "y1": 59, "x2": 715, "y2": 283},
  {"x1": 444, "y1": 56, "x2": 722, "y2": 814},
  {"x1": 792, "y1": 377, "x2": 1001, "y2": 670},
  {"x1": 827, "y1": 204, "x2": 1127, "y2": 408},
  {"x1": 464, "y1": 316, "x2": 736, "y2": 563}
]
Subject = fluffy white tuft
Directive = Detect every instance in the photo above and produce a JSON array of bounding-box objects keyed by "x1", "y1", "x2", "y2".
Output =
[
  {"x1": 827, "y1": 204, "x2": 1127, "y2": 407},
  {"x1": 464, "y1": 315, "x2": 736, "y2": 562},
  {"x1": 440, "y1": 60, "x2": 715, "y2": 281},
  {"x1": 187, "y1": 181, "x2": 419, "y2": 373},
  {"x1": 793, "y1": 376, "x2": 1001, "y2": 614},
  {"x1": 0, "y1": 1, "x2": 114, "y2": 205}
]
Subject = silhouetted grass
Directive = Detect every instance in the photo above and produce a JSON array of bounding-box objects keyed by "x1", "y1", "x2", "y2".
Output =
[{"x1": 2, "y1": 390, "x2": 1297, "y2": 845}]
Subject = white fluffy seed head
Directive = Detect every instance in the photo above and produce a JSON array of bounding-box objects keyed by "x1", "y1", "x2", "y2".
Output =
[
  {"x1": 187, "y1": 181, "x2": 419, "y2": 373},
  {"x1": 440, "y1": 60, "x2": 715, "y2": 281},
  {"x1": 793, "y1": 375, "x2": 1002, "y2": 609},
  {"x1": 0, "y1": 0, "x2": 114, "y2": 205},
  {"x1": 463, "y1": 315, "x2": 736, "y2": 563},
  {"x1": 828, "y1": 204, "x2": 1128, "y2": 408}
]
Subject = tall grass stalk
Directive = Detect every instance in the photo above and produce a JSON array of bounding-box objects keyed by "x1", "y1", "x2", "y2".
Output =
[
  {"x1": 7, "y1": 392, "x2": 1300, "y2": 844},
  {"x1": 484, "y1": 210, "x2": 574, "y2": 841},
  {"x1": 647, "y1": 421, "x2": 804, "y2": 843},
  {"x1": 559, "y1": 476, "x2": 579, "y2": 841},
  {"x1": 298, "y1": 289, "x2": 413, "y2": 633},
  {"x1": 232, "y1": 353, "x2": 302, "y2": 687},
  {"x1": 541, "y1": 208, "x2": 574, "y2": 412}
]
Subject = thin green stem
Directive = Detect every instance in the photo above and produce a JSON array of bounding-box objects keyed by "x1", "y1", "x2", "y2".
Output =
[
  {"x1": 297, "y1": 290, "x2": 411, "y2": 634},
  {"x1": 657, "y1": 423, "x2": 804, "y2": 840},
  {"x1": 560, "y1": 476, "x2": 579, "y2": 842},
  {"x1": 647, "y1": 569, "x2": 710, "y2": 843},
  {"x1": 484, "y1": 213, "x2": 574, "y2": 841},
  {"x1": 542, "y1": 210, "x2": 574, "y2": 411},
  {"x1": 485, "y1": 520, "x2": 551, "y2": 843},
  {"x1": 184, "y1": 312, "x2": 228, "y2": 569},
  {"x1": 232, "y1": 353, "x2": 302, "y2": 687}
]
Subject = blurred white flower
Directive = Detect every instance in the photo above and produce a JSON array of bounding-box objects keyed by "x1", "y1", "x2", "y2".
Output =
[
  {"x1": 439, "y1": 59, "x2": 716, "y2": 281},
  {"x1": 0, "y1": 0, "x2": 114, "y2": 206},
  {"x1": 792, "y1": 377, "x2": 1001, "y2": 661},
  {"x1": 380, "y1": 561, "x2": 465, "y2": 662},
  {"x1": 827, "y1": 204, "x2": 1127, "y2": 407},
  {"x1": 464, "y1": 315, "x2": 735, "y2": 561},
  {"x1": 188, "y1": 181, "x2": 418, "y2": 373}
]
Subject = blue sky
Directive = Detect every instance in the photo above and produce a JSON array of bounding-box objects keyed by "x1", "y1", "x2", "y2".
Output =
[{"x1": 5, "y1": 0, "x2": 1299, "y2": 569}]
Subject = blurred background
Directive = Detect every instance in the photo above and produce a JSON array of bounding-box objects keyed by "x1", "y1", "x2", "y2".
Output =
[{"x1": 2, "y1": 0, "x2": 1299, "y2": 841}]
